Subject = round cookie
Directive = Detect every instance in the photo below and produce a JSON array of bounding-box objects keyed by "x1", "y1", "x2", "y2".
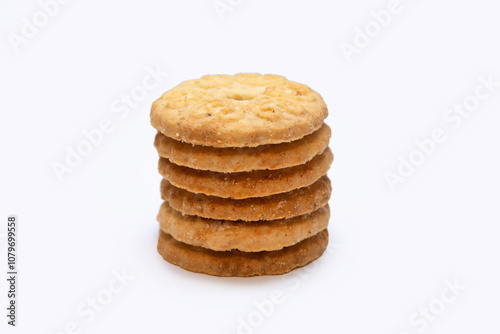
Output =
[
  {"x1": 157, "y1": 229, "x2": 329, "y2": 277},
  {"x1": 154, "y1": 124, "x2": 331, "y2": 172},
  {"x1": 157, "y1": 201, "x2": 330, "y2": 252},
  {"x1": 158, "y1": 148, "x2": 333, "y2": 199},
  {"x1": 150, "y1": 73, "x2": 328, "y2": 148},
  {"x1": 160, "y1": 176, "x2": 331, "y2": 221}
]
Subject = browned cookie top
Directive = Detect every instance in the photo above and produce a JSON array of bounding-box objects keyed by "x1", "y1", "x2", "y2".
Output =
[{"x1": 150, "y1": 73, "x2": 328, "y2": 147}]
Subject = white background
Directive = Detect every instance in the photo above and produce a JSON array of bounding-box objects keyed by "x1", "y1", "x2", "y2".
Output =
[{"x1": 1, "y1": 0, "x2": 499, "y2": 333}]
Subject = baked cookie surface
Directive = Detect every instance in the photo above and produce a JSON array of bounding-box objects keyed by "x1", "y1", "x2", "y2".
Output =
[
  {"x1": 157, "y1": 229, "x2": 329, "y2": 277},
  {"x1": 160, "y1": 176, "x2": 331, "y2": 221},
  {"x1": 150, "y1": 73, "x2": 328, "y2": 147},
  {"x1": 154, "y1": 124, "x2": 331, "y2": 172},
  {"x1": 158, "y1": 148, "x2": 333, "y2": 199},
  {"x1": 157, "y1": 201, "x2": 330, "y2": 252}
]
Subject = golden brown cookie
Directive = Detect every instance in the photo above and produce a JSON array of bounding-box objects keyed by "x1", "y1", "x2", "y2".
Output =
[
  {"x1": 158, "y1": 148, "x2": 333, "y2": 199},
  {"x1": 157, "y1": 229, "x2": 329, "y2": 277},
  {"x1": 160, "y1": 176, "x2": 331, "y2": 221},
  {"x1": 154, "y1": 124, "x2": 331, "y2": 172},
  {"x1": 157, "y1": 200, "x2": 330, "y2": 252},
  {"x1": 150, "y1": 73, "x2": 328, "y2": 148}
]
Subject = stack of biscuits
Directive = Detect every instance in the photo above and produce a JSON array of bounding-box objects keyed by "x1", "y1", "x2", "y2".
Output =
[{"x1": 150, "y1": 73, "x2": 333, "y2": 277}]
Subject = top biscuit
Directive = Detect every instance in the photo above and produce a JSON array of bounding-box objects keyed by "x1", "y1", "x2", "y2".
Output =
[{"x1": 150, "y1": 73, "x2": 328, "y2": 147}]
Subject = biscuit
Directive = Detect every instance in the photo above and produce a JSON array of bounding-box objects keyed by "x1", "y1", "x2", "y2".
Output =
[
  {"x1": 158, "y1": 147, "x2": 333, "y2": 199},
  {"x1": 160, "y1": 176, "x2": 331, "y2": 221},
  {"x1": 157, "y1": 229, "x2": 329, "y2": 277},
  {"x1": 154, "y1": 124, "x2": 331, "y2": 172},
  {"x1": 157, "y1": 200, "x2": 330, "y2": 252},
  {"x1": 150, "y1": 73, "x2": 328, "y2": 148}
]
